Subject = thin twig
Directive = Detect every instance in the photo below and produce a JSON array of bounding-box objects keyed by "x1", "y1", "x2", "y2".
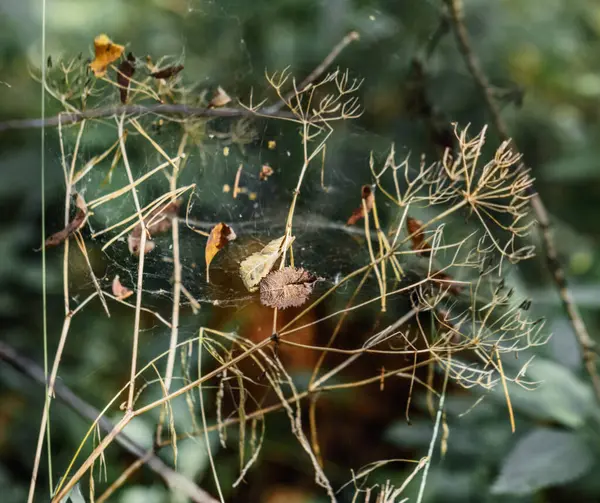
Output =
[
  {"x1": 0, "y1": 341, "x2": 218, "y2": 503},
  {"x1": 266, "y1": 31, "x2": 360, "y2": 113},
  {"x1": 0, "y1": 104, "x2": 294, "y2": 132}
]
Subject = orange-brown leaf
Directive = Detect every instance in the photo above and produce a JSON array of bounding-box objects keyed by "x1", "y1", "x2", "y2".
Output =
[
  {"x1": 205, "y1": 223, "x2": 237, "y2": 282},
  {"x1": 406, "y1": 216, "x2": 431, "y2": 256},
  {"x1": 346, "y1": 185, "x2": 374, "y2": 225},
  {"x1": 89, "y1": 34, "x2": 124, "y2": 78},
  {"x1": 151, "y1": 65, "x2": 184, "y2": 79},
  {"x1": 112, "y1": 275, "x2": 133, "y2": 300},
  {"x1": 259, "y1": 267, "x2": 318, "y2": 309}
]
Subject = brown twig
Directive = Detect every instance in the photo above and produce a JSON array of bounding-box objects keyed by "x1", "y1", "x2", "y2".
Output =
[
  {"x1": 445, "y1": 0, "x2": 600, "y2": 400},
  {"x1": 0, "y1": 104, "x2": 294, "y2": 133},
  {"x1": 0, "y1": 341, "x2": 218, "y2": 503}
]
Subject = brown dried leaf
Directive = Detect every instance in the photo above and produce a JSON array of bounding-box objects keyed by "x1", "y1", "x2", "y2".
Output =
[
  {"x1": 346, "y1": 185, "x2": 374, "y2": 225},
  {"x1": 208, "y1": 86, "x2": 232, "y2": 107},
  {"x1": 151, "y1": 64, "x2": 184, "y2": 79},
  {"x1": 40, "y1": 195, "x2": 88, "y2": 249},
  {"x1": 89, "y1": 34, "x2": 124, "y2": 78},
  {"x1": 406, "y1": 216, "x2": 431, "y2": 256},
  {"x1": 260, "y1": 267, "x2": 318, "y2": 309},
  {"x1": 239, "y1": 235, "x2": 295, "y2": 292},
  {"x1": 205, "y1": 223, "x2": 237, "y2": 282},
  {"x1": 117, "y1": 52, "x2": 135, "y2": 104},
  {"x1": 259, "y1": 164, "x2": 274, "y2": 181},
  {"x1": 128, "y1": 234, "x2": 156, "y2": 256},
  {"x1": 127, "y1": 200, "x2": 180, "y2": 255},
  {"x1": 112, "y1": 275, "x2": 133, "y2": 300}
]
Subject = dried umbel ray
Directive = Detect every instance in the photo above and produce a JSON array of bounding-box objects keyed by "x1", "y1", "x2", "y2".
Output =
[{"x1": 372, "y1": 124, "x2": 536, "y2": 263}]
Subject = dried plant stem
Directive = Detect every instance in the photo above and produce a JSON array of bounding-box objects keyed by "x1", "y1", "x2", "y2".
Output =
[
  {"x1": 0, "y1": 341, "x2": 217, "y2": 503},
  {"x1": 445, "y1": 0, "x2": 600, "y2": 401},
  {"x1": 117, "y1": 113, "x2": 146, "y2": 413},
  {"x1": 164, "y1": 132, "x2": 188, "y2": 393},
  {"x1": 28, "y1": 316, "x2": 72, "y2": 503}
]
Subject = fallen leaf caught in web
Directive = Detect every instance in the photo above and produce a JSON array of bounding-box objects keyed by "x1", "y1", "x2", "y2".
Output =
[
  {"x1": 205, "y1": 223, "x2": 237, "y2": 283},
  {"x1": 40, "y1": 194, "x2": 88, "y2": 250},
  {"x1": 260, "y1": 267, "x2": 318, "y2": 309},
  {"x1": 406, "y1": 216, "x2": 431, "y2": 256},
  {"x1": 128, "y1": 234, "x2": 156, "y2": 256},
  {"x1": 208, "y1": 86, "x2": 232, "y2": 107},
  {"x1": 150, "y1": 65, "x2": 184, "y2": 79},
  {"x1": 259, "y1": 164, "x2": 274, "y2": 181},
  {"x1": 111, "y1": 275, "x2": 133, "y2": 300},
  {"x1": 239, "y1": 235, "x2": 295, "y2": 292},
  {"x1": 117, "y1": 53, "x2": 135, "y2": 104},
  {"x1": 346, "y1": 185, "x2": 374, "y2": 225},
  {"x1": 127, "y1": 199, "x2": 181, "y2": 255},
  {"x1": 89, "y1": 34, "x2": 125, "y2": 78}
]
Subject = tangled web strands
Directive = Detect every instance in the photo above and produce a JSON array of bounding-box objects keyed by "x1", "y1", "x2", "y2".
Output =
[{"x1": 31, "y1": 47, "x2": 546, "y2": 503}]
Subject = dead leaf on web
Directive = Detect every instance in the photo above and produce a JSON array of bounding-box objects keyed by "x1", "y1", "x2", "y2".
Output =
[
  {"x1": 260, "y1": 267, "x2": 318, "y2": 309},
  {"x1": 39, "y1": 194, "x2": 88, "y2": 250},
  {"x1": 259, "y1": 164, "x2": 274, "y2": 181},
  {"x1": 406, "y1": 216, "x2": 431, "y2": 256},
  {"x1": 89, "y1": 34, "x2": 124, "y2": 78},
  {"x1": 111, "y1": 275, "x2": 133, "y2": 300},
  {"x1": 239, "y1": 235, "x2": 295, "y2": 292},
  {"x1": 346, "y1": 185, "x2": 374, "y2": 225},
  {"x1": 205, "y1": 223, "x2": 237, "y2": 283},
  {"x1": 208, "y1": 86, "x2": 232, "y2": 107},
  {"x1": 127, "y1": 199, "x2": 180, "y2": 256},
  {"x1": 151, "y1": 65, "x2": 184, "y2": 79},
  {"x1": 117, "y1": 52, "x2": 136, "y2": 104}
]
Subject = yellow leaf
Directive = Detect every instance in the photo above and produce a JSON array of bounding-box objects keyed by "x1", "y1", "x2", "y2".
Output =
[
  {"x1": 239, "y1": 235, "x2": 295, "y2": 292},
  {"x1": 205, "y1": 223, "x2": 236, "y2": 283},
  {"x1": 89, "y1": 34, "x2": 125, "y2": 78}
]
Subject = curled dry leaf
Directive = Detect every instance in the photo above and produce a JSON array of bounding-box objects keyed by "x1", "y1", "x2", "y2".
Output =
[
  {"x1": 111, "y1": 275, "x2": 133, "y2": 300},
  {"x1": 40, "y1": 194, "x2": 88, "y2": 250},
  {"x1": 117, "y1": 52, "x2": 136, "y2": 104},
  {"x1": 205, "y1": 223, "x2": 237, "y2": 283},
  {"x1": 151, "y1": 64, "x2": 184, "y2": 79},
  {"x1": 406, "y1": 216, "x2": 431, "y2": 256},
  {"x1": 346, "y1": 185, "x2": 374, "y2": 225},
  {"x1": 260, "y1": 267, "x2": 318, "y2": 309},
  {"x1": 259, "y1": 164, "x2": 274, "y2": 181},
  {"x1": 239, "y1": 235, "x2": 295, "y2": 292},
  {"x1": 128, "y1": 199, "x2": 180, "y2": 256},
  {"x1": 89, "y1": 34, "x2": 124, "y2": 78},
  {"x1": 208, "y1": 86, "x2": 232, "y2": 108}
]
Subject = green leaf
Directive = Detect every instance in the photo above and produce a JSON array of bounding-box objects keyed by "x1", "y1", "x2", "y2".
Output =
[
  {"x1": 491, "y1": 427, "x2": 594, "y2": 495},
  {"x1": 59, "y1": 482, "x2": 86, "y2": 503},
  {"x1": 489, "y1": 358, "x2": 594, "y2": 428}
]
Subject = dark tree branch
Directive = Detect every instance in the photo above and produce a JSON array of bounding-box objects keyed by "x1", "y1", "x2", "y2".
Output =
[
  {"x1": 0, "y1": 341, "x2": 219, "y2": 503},
  {"x1": 445, "y1": 0, "x2": 600, "y2": 400}
]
